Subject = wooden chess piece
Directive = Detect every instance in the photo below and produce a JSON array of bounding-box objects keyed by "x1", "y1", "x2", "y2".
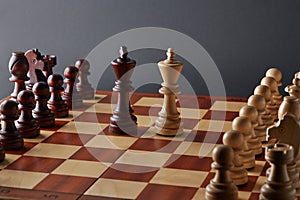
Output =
[
  {"x1": 75, "y1": 59, "x2": 94, "y2": 99},
  {"x1": 43, "y1": 55, "x2": 56, "y2": 78},
  {"x1": 16, "y1": 90, "x2": 40, "y2": 138},
  {"x1": 47, "y1": 74, "x2": 69, "y2": 118},
  {"x1": 205, "y1": 145, "x2": 238, "y2": 200},
  {"x1": 267, "y1": 114, "x2": 300, "y2": 188},
  {"x1": 239, "y1": 105, "x2": 262, "y2": 155},
  {"x1": 261, "y1": 76, "x2": 282, "y2": 109},
  {"x1": 260, "y1": 143, "x2": 296, "y2": 200},
  {"x1": 32, "y1": 82, "x2": 55, "y2": 127},
  {"x1": 0, "y1": 100, "x2": 24, "y2": 150},
  {"x1": 24, "y1": 49, "x2": 45, "y2": 90},
  {"x1": 154, "y1": 48, "x2": 183, "y2": 136},
  {"x1": 285, "y1": 77, "x2": 300, "y2": 99},
  {"x1": 223, "y1": 130, "x2": 248, "y2": 185},
  {"x1": 278, "y1": 96, "x2": 300, "y2": 120},
  {"x1": 247, "y1": 94, "x2": 267, "y2": 142},
  {"x1": 266, "y1": 68, "x2": 283, "y2": 106},
  {"x1": 62, "y1": 66, "x2": 83, "y2": 109},
  {"x1": 8, "y1": 52, "x2": 29, "y2": 100},
  {"x1": 109, "y1": 46, "x2": 137, "y2": 134},
  {"x1": 232, "y1": 116, "x2": 255, "y2": 169},
  {"x1": 254, "y1": 85, "x2": 277, "y2": 122}
]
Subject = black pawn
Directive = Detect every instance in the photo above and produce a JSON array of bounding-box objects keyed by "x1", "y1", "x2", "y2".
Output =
[
  {"x1": 47, "y1": 74, "x2": 69, "y2": 118},
  {"x1": 260, "y1": 143, "x2": 296, "y2": 200},
  {"x1": 32, "y1": 82, "x2": 55, "y2": 127},
  {"x1": 16, "y1": 90, "x2": 40, "y2": 138},
  {"x1": 0, "y1": 100, "x2": 23, "y2": 150},
  {"x1": 75, "y1": 59, "x2": 94, "y2": 99},
  {"x1": 205, "y1": 145, "x2": 238, "y2": 200},
  {"x1": 62, "y1": 66, "x2": 83, "y2": 109}
]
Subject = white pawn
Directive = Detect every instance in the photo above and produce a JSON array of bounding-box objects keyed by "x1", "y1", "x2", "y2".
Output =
[
  {"x1": 265, "y1": 68, "x2": 283, "y2": 106},
  {"x1": 223, "y1": 130, "x2": 248, "y2": 185},
  {"x1": 261, "y1": 76, "x2": 282, "y2": 109},
  {"x1": 205, "y1": 145, "x2": 238, "y2": 200},
  {"x1": 247, "y1": 94, "x2": 267, "y2": 142},
  {"x1": 232, "y1": 116, "x2": 255, "y2": 169},
  {"x1": 254, "y1": 85, "x2": 277, "y2": 122},
  {"x1": 239, "y1": 105, "x2": 262, "y2": 155}
]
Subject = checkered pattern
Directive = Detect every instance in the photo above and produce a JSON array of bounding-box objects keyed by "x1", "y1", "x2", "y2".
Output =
[{"x1": 0, "y1": 91, "x2": 299, "y2": 200}]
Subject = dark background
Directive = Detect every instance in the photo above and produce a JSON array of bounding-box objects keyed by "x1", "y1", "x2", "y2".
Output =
[{"x1": 0, "y1": 0, "x2": 299, "y2": 98}]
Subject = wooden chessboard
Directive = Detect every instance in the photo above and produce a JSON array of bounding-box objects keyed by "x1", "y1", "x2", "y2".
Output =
[{"x1": 0, "y1": 91, "x2": 299, "y2": 200}]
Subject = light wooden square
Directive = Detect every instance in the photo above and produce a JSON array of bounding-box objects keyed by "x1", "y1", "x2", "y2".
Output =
[
  {"x1": 194, "y1": 119, "x2": 232, "y2": 132},
  {"x1": 116, "y1": 150, "x2": 171, "y2": 168},
  {"x1": 57, "y1": 121, "x2": 107, "y2": 135},
  {"x1": 211, "y1": 101, "x2": 246, "y2": 112},
  {"x1": 85, "y1": 103, "x2": 116, "y2": 113},
  {"x1": 136, "y1": 115, "x2": 157, "y2": 127},
  {"x1": 85, "y1": 135, "x2": 138, "y2": 150},
  {"x1": 52, "y1": 159, "x2": 108, "y2": 178},
  {"x1": 178, "y1": 108, "x2": 208, "y2": 119},
  {"x1": 85, "y1": 178, "x2": 147, "y2": 199},
  {"x1": 150, "y1": 168, "x2": 208, "y2": 187},
  {"x1": 0, "y1": 169, "x2": 48, "y2": 189},
  {"x1": 174, "y1": 141, "x2": 219, "y2": 157},
  {"x1": 24, "y1": 143, "x2": 80, "y2": 159},
  {"x1": 134, "y1": 97, "x2": 164, "y2": 107}
]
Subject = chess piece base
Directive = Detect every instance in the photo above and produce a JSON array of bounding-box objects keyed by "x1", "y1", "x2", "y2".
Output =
[
  {"x1": 239, "y1": 149, "x2": 255, "y2": 169},
  {"x1": 0, "y1": 133, "x2": 24, "y2": 150},
  {"x1": 255, "y1": 125, "x2": 267, "y2": 142},
  {"x1": 109, "y1": 116, "x2": 137, "y2": 135},
  {"x1": 16, "y1": 122, "x2": 40, "y2": 138},
  {"x1": 248, "y1": 136, "x2": 262, "y2": 155},
  {"x1": 33, "y1": 112, "x2": 55, "y2": 128},
  {"x1": 229, "y1": 165, "x2": 248, "y2": 186},
  {"x1": 48, "y1": 102, "x2": 69, "y2": 118},
  {"x1": 205, "y1": 180, "x2": 238, "y2": 200}
]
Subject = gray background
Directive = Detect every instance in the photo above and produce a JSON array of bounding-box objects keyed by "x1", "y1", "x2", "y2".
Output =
[{"x1": 0, "y1": 0, "x2": 299, "y2": 98}]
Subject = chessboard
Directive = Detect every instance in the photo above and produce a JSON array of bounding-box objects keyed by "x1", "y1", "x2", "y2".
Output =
[{"x1": 0, "y1": 90, "x2": 296, "y2": 200}]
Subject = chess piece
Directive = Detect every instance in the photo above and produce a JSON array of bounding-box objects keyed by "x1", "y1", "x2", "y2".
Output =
[
  {"x1": 223, "y1": 130, "x2": 248, "y2": 185},
  {"x1": 285, "y1": 77, "x2": 300, "y2": 99},
  {"x1": 154, "y1": 48, "x2": 183, "y2": 136},
  {"x1": 232, "y1": 116, "x2": 255, "y2": 169},
  {"x1": 267, "y1": 114, "x2": 300, "y2": 188},
  {"x1": 278, "y1": 96, "x2": 300, "y2": 120},
  {"x1": 205, "y1": 145, "x2": 238, "y2": 200},
  {"x1": 265, "y1": 68, "x2": 283, "y2": 106},
  {"x1": 32, "y1": 82, "x2": 55, "y2": 127},
  {"x1": 24, "y1": 49, "x2": 45, "y2": 90},
  {"x1": 109, "y1": 46, "x2": 137, "y2": 134},
  {"x1": 261, "y1": 76, "x2": 282, "y2": 109},
  {"x1": 239, "y1": 105, "x2": 262, "y2": 155},
  {"x1": 75, "y1": 59, "x2": 94, "y2": 99},
  {"x1": 247, "y1": 94, "x2": 267, "y2": 142},
  {"x1": 62, "y1": 66, "x2": 83, "y2": 109},
  {"x1": 16, "y1": 90, "x2": 40, "y2": 138},
  {"x1": 260, "y1": 143, "x2": 296, "y2": 200},
  {"x1": 0, "y1": 100, "x2": 24, "y2": 150},
  {"x1": 8, "y1": 52, "x2": 29, "y2": 100},
  {"x1": 254, "y1": 85, "x2": 277, "y2": 122},
  {"x1": 47, "y1": 74, "x2": 69, "y2": 118},
  {"x1": 43, "y1": 55, "x2": 56, "y2": 78}
]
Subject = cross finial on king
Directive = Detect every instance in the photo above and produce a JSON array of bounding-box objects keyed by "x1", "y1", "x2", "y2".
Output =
[
  {"x1": 166, "y1": 48, "x2": 175, "y2": 61},
  {"x1": 119, "y1": 46, "x2": 128, "y2": 59}
]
